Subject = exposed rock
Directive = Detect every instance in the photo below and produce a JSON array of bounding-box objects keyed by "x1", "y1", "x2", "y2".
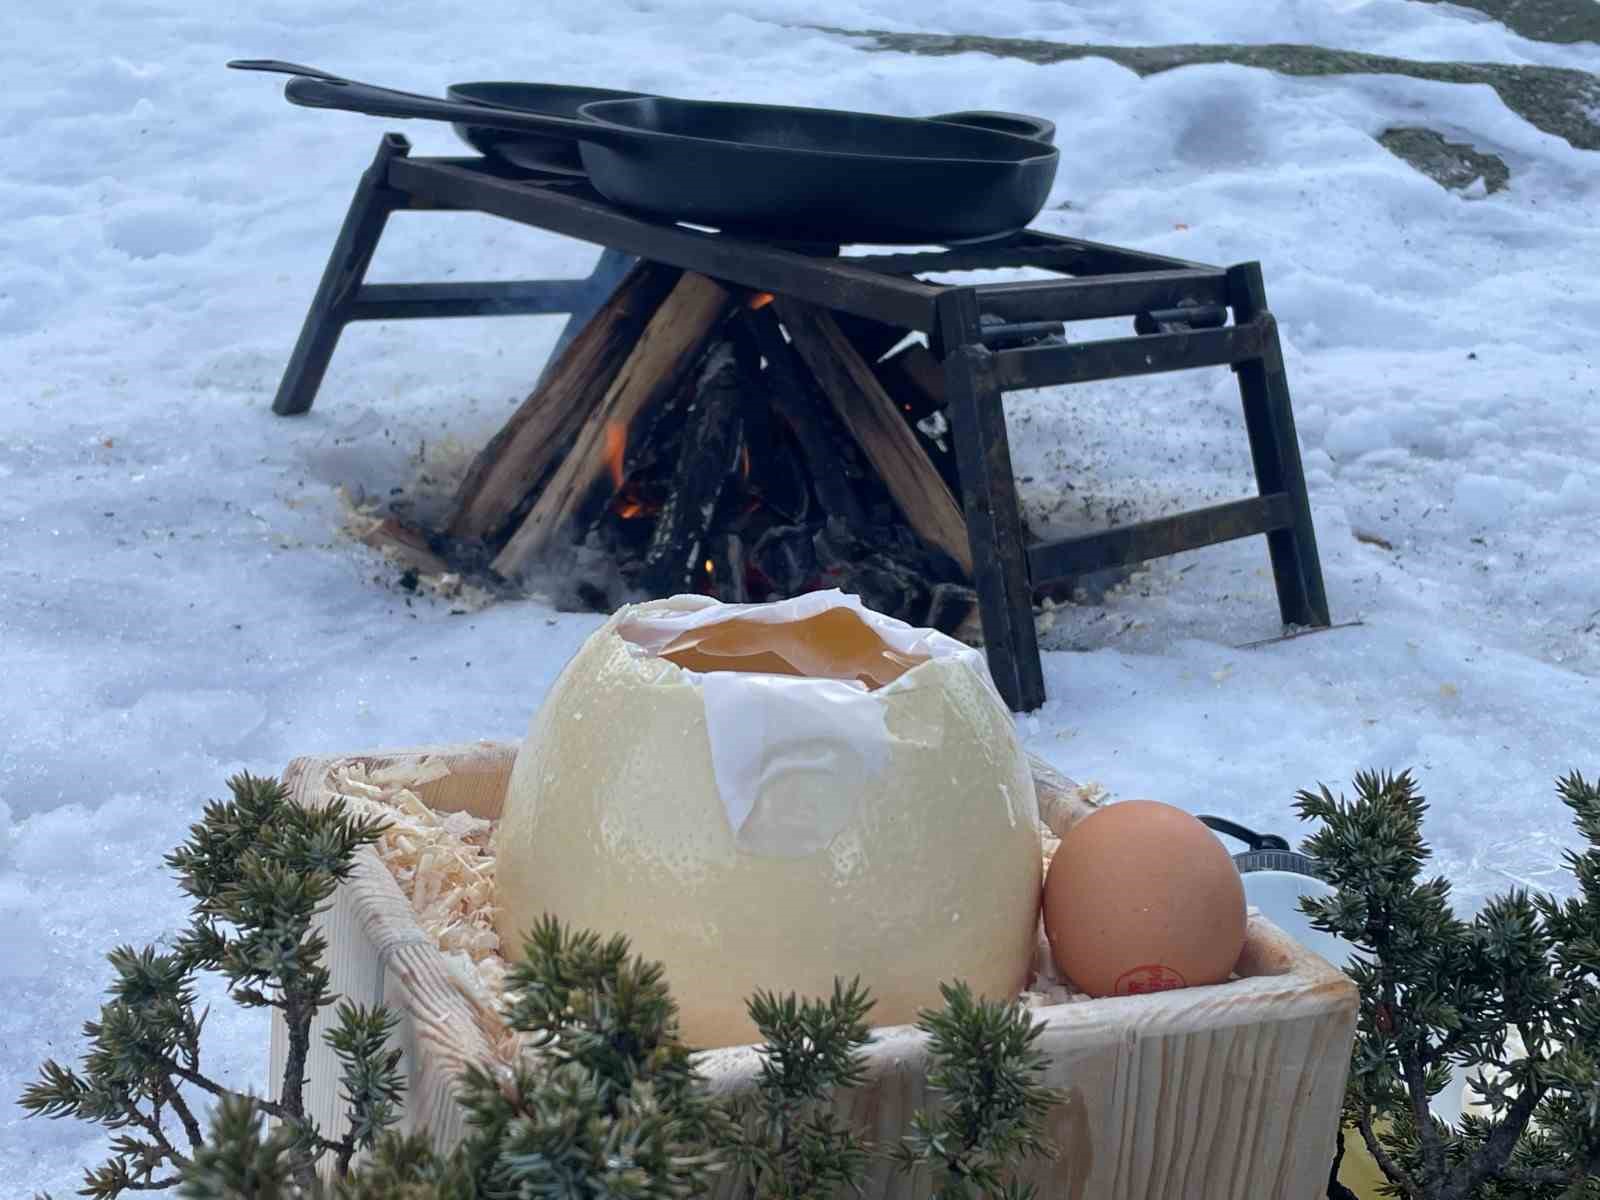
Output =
[
  {"x1": 1411, "y1": 0, "x2": 1600, "y2": 46},
  {"x1": 815, "y1": 30, "x2": 1600, "y2": 152},
  {"x1": 1377, "y1": 126, "x2": 1512, "y2": 193}
]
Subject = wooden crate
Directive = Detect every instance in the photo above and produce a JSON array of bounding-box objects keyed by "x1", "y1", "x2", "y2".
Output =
[{"x1": 271, "y1": 742, "x2": 1357, "y2": 1199}]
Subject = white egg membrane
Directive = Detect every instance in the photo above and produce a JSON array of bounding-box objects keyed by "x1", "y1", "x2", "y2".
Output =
[{"x1": 612, "y1": 589, "x2": 1025, "y2": 854}]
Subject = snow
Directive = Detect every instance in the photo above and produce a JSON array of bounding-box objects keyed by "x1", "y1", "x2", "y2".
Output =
[{"x1": 2, "y1": 0, "x2": 1597, "y2": 1191}]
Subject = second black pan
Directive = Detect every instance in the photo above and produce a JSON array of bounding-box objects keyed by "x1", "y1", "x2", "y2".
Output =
[
  {"x1": 279, "y1": 74, "x2": 1059, "y2": 244},
  {"x1": 446, "y1": 82, "x2": 653, "y2": 171}
]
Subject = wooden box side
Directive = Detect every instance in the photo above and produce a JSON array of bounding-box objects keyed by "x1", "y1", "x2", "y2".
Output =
[
  {"x1": 268, "y1": 749, "x2": 513, "y2": 1176},
  {"x1": 275, "y1": 743, "x2": 1357, "y2": 1198}
]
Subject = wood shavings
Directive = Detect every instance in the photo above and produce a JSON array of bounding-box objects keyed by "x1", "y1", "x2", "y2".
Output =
[
  {"x1": 335, "y1": 491, "x2": 496, "y2": 612},
  {"x1": 326, "y1": 760, "x2": 1087, "y2": 1025},
  {"x1": 326, "y1": 761, "x2": 509, "y2": 1008}
]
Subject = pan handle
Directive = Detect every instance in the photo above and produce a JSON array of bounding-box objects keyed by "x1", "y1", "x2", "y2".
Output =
[
  {"x1": 227, "y1": 59, "x2": 350, "y2": 82},
  {"x1": 282, "y1": 75, "x2": 637, "y2": 150},
  {"x1": 1197, "y1": 815, "x2": 1292, "y2": 853}
]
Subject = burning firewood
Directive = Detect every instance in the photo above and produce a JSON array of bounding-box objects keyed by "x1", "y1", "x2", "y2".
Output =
[
  {"x1": 425, "y1": 266, "x2": 984, "y2": 636},
  {"x1": 637, "y1": 343, "x2": 746, "y2": 597},
  {"x1": 491, "y1": 271, "x2": 733, "y2": 580},
  {"x1": 447, "y1": 262, "x2": 681, "y2": 544}
]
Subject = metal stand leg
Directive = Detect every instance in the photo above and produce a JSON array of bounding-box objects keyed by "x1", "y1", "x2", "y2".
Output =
[
  {"x1": 271, "y1": 134, "x2": 410, "y2": 416},
  {"x1": 1227, "y1": 262, "x2": 1331, "y2": 628},
  {"x1": 938, "y1": 290, "x2": 1047, "y2": 712}
]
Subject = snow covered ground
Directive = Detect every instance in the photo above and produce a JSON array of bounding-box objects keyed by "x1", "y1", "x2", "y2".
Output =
[{"x1": 2, "y1": 0, "x2": 1597, "y2": 1190}]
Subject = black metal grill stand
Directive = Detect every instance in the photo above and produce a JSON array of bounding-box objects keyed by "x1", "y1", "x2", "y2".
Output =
[{"x1": 273, "y1": 133, "x2": 1330, "y2": 712}]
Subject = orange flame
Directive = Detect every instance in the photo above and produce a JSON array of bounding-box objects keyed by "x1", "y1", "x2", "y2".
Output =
[
  {"x1": 747, "y1": 291, "x2": 775, "y2": 310},
  {"x1": 603, "y1": 421, "x2": 627, "y2": 490}
]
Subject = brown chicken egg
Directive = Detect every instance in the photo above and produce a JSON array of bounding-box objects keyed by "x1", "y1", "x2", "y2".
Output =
[{"x1": 1043, "y1": 799, "x2": 1246, "y2": 998}]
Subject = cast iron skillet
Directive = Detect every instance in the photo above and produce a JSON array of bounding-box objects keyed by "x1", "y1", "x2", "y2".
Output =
[
  {"x1": 231, "y1": 62, "x2": 1055, "y2": 177},
  {"x1": 255, "y1": 68, "x2": 1059, "y2": 244},
  {"x1": 447, "y1": 87, "x2": 1055, "y2": 171}
]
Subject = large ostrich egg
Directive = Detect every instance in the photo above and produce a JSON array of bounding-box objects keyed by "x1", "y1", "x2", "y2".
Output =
[{"x1": 494, "y1": 590, "x2": 1042, "y2": 1049}]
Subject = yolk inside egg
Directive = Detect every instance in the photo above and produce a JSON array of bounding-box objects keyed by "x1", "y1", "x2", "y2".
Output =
[{"x1": 658, "y1": 607, "x2": 926, "y2": 689}]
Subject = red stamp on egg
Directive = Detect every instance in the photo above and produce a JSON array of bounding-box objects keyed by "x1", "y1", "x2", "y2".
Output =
[{"x1": 1114, "y1": 964, "x2": 1187, "y2": 995}]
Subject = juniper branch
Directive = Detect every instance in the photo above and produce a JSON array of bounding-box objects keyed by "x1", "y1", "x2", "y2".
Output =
[
  {"x1": 325, "y1": 1002, "x2": 407, "y2": 1176},
  {"x1": 723, "y1": 976, "x2": 876, "y2": 1199},
  {"x1": 157, "y1": 1075, "x2": 204, "y2": 1154},
  {"x1": 1356, "y1": 1105, "x2": 1423, "y2": 1198},
  {"x1": 1304, "y1": 768, "x2": 1600, "y2": 1200},
  {"x1": 118, "y1": 1095, "x2": 189, "y2": 1172},
  {"x1": 21, "y1": 770, "x2": 396, "y2": 1198},
  {"x1": 893, "y1": 981, "x2": 1057, "y2": 1199}
]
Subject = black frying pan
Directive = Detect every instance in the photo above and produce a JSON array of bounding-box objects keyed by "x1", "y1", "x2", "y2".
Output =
[
  {"x1": 250, "y1": 68, "x2": 1059, "y2": 243},
  {"x1": 446, "y1": 86, "x2": 1055, "y2": 173},
  {"x1": 231, "y1": 62, "x2": 1055, "y2": 181}
]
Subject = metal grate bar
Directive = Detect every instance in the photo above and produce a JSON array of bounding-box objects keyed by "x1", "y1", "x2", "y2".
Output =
[
  {"x1": 994, "y1": 319, "x2": 1264, "y2": 390},
  {"x1": 977, "y1": 269, "x2": 1231, "y2": 323},
  {"x1": 1027, "y1": 493, "x2": 1294, "y2": 583},
  {"x1": 348, "y1": 281, "x2": 598, "y2": 321}
]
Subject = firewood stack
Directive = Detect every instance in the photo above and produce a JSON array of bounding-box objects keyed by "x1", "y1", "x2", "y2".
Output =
[{"x1": 434, "y1": 263, "x2": 986, "y2": 635}]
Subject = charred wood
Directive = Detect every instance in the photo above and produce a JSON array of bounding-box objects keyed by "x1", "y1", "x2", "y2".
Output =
[
  {"x1": 748, "y1": 524, "x2": 820, "y2": 599},
  {"x1": 492, "y1": 272, "x2": 732, "y2": 579},
  {"x1": 927, "y1": 581, "x2": 980, "y2": 637},
  {"x1": 723, "y1": 533, "x2": 750, "y2": 604},
  {"x1": 775, "y1": 297, "x2": 973, "y2": 578},
  {"x1": 637, "y1": 342, "x2": 746, "y2": 597},
  {"x1": 740, "y1": 306, "x2": 866, "y2": 532}
]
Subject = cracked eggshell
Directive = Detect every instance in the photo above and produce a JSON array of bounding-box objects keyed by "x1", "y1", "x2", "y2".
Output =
[{"x1": 494, "y1": 594, "x2": 1042, "y2": 1049}]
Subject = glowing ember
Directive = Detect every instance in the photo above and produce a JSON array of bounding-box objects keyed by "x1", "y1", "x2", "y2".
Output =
[{"x1": 747, "y1": 291, "x2": 775, "y2": 310}]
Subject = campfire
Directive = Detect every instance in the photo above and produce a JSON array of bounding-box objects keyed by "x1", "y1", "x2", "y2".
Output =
[{"x1": 404, "y1": 262, "x2": 1047, "y2": 635}]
